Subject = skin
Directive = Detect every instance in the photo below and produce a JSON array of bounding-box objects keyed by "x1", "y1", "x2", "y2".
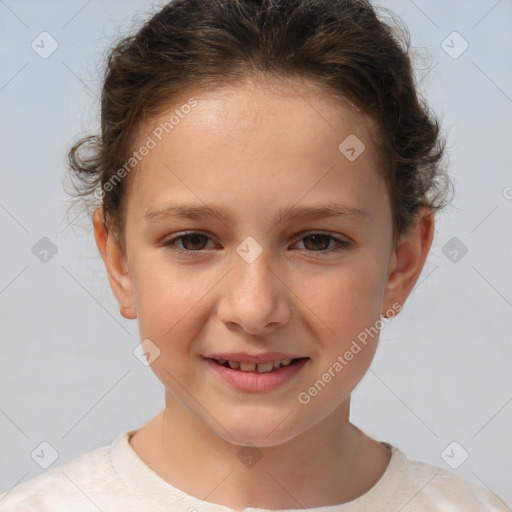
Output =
[{"x1": 93, "y1": 75, "x2": 434, "y2": 509}]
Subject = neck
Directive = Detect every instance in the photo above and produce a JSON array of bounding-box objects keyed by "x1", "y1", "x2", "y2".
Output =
[{"x1": 129, "y1": 390, "x2": 390, "y2": 509}]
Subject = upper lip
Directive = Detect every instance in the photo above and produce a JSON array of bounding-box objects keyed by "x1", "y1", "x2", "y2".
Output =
[{"x1": 204, "y1": 352, "x2": 308, "y2": 364}]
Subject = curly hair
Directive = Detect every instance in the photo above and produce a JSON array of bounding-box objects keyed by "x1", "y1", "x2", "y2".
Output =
[{"x1": 67, "y1": 0, "x2": 452, "y2": 250}]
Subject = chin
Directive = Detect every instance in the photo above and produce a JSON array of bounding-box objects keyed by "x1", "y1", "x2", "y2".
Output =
[
  {"x1": 220, "y1": 428, "x2": 298, "y2": 448},
  {"x1": 207, "y1": 409, "x2": 307, "y2": 448}
]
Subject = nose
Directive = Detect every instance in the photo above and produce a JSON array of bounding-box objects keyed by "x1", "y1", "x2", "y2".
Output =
[{"x1": 217, "y1": 247, "x2": 292, "y2": 337}]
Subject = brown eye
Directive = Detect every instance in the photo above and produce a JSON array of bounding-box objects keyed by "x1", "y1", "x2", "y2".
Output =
[
  {"x1": 177, "y1": 233, "x2": 209, "y2": 251},
  {"x1": 301, "y1": 234, "x2": 332, "y2": 251},
  {"x1": 163, "y1": 232, "x2": 214, "y2": 255},
  {"x1": 294, "y1": 233, "x2": 351, "y2": 256}
]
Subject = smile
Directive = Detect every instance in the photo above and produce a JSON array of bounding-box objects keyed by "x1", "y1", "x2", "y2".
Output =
[
  {"x1": 205, "y1": 356, "x2": 310, "y2": 392},
  {"x1": 212, "y1": 357, "x2": 302, "y2": 373}
]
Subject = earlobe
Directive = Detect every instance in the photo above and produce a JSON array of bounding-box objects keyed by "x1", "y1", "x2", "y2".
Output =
[
  {"x1": 92, "y1": 209, "x2": 137, "y2": 320},
  {"x1": 382, "y1": 208, "x2": 435, "y2": 315}
]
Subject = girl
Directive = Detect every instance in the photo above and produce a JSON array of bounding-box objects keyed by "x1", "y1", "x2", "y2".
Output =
[{"x1": 1, "y1": 0, "x2": 509, "y2": 510}]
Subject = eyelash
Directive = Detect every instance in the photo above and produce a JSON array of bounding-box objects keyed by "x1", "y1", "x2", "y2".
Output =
[{"x1": 162, "y1": 231, "x2": 352, "y2": 257}]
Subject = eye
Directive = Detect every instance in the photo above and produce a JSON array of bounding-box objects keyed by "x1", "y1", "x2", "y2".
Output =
[
  {"x1": 163, "y1": 232, "x2": 215, "y2": 255},
  {"x1": 163, "y1": 231, "x2": 351, "y2": 257},
  {"x1": 293, "y1": 233, "x2": 351, "y2": 255}
]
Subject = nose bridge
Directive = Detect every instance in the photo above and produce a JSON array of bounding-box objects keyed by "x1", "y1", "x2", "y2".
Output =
[
  {"x1": 219, "y1": 236, "x2": 290, "y2": 334},
  {"x1": 232, "y1": 236, "x2": 277, "y2": 303}
]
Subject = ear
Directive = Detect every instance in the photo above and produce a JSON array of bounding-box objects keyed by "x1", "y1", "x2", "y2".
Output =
[
  {"x1": 381, "y1": 207, "x2": 435, "y2": 317},
  {"x1": 93, "y1": 208, "x2": 137, "y2": 319}
]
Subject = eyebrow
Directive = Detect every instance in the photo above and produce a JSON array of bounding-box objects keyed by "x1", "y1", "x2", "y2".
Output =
[{"x1": 144, "y1": 202, "x2": 370, "y2": 224}]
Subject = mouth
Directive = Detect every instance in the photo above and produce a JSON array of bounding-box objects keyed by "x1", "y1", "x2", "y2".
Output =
[
  {"x1": 209, "y1": 357, "x2": 309, "y2": 373},
  {"x1": 204, "y1": 355, "x2": 310, "y2": 393}
]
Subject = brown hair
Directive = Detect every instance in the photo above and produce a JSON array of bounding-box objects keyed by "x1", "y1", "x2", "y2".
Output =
[{"x1": 67, "y1": 0, "x2": 452, "y2": 250}]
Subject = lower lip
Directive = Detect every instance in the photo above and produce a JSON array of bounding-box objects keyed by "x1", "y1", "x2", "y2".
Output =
[{"x1": 205, "y1": 358, "x2": 309, "y2": 393}]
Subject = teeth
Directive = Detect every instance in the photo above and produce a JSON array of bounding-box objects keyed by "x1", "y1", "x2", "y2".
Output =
[
  {"x1": 256, "y1": 362, "x2": 274, "y2": 373},
  {"x1": 219, "y1": 358, "x2": 299, "y2": 372}
]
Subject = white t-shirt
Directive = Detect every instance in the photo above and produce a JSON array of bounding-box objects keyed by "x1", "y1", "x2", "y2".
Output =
[{"x1": 0, "y1": 429, "x2": 509, "y2": 511}]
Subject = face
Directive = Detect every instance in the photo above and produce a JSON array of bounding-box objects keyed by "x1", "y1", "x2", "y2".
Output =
[{"x1": 103, "y1": 77, "x2": 416, "y2": 447}]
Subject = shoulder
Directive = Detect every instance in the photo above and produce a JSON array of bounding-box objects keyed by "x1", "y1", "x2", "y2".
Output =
[
  {"x1": 380, "y1": 444, "x2": 511, "y2": 512},
  {"x1": 0, "y1": 433, "x2": 132, "y2": 512}
]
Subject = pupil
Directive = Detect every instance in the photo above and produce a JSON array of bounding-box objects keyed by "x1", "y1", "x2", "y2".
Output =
[
  {"x1": 305, "y1": 234, "x2": 329, "y2": 251},
  {"x1": 184, "y1": 234, "x2": 206, "y2": 250}
]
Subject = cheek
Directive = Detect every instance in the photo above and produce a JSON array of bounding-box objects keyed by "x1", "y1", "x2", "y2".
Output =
[
  {"x1": 134, "y1": 270, "x2": 206, "y2": 397},
  {"x1": 295, "y1": 259, "x2": 385, "y2": 345},
  {"x1": 132, "y1": 260, "x2": 208, "y2": 357},
  {"x1": 293, "y1": 267, "x2": 384, "y2": 415}
]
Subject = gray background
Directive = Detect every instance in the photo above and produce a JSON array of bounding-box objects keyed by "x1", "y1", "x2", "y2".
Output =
[{"x1": 1, "y1": 0, "x2": 511, "y2": 507}]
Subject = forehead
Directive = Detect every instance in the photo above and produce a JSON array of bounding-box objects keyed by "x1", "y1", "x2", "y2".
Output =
[
  {"x1": 126, "y1": 76, "x2": 387, "y2": 223},
  {"x1": 145, "y1": 76, "x2": 378, "y2": 155}
]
